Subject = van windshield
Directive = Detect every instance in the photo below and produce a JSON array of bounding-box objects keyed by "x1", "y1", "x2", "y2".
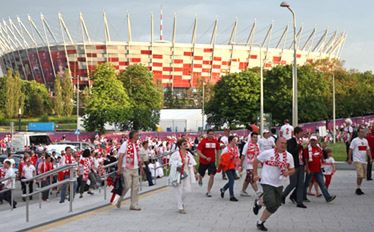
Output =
[{"x1": 29, "y1": 135, "x2": 52, "y2": 145}]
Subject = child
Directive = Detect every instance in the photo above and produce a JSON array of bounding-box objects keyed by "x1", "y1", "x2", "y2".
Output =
[{"x1": 322, "y1": 148, "x2": 336, "y2": 189}]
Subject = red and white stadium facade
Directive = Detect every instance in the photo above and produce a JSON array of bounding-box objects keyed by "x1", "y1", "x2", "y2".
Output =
[{"x1": 0, "y1": 13, "x2": 346, "y2": 89}]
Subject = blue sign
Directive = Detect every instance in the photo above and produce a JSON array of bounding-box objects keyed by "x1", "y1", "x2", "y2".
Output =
[
  {"x1": 28, "y1": 122, "x2": 55, "y2": 132},
  {"x1": 74, "y1": 128, "x2": 80, "y2": 135}
]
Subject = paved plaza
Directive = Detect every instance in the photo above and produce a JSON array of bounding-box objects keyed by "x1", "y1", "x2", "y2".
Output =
[{"x1": 1, "y1": 169, "x2": 370, "y2": 232}]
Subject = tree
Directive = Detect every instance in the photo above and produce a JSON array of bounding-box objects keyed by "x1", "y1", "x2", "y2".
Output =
[
  {"x1": 61, "y1": 70, "x2": 74, "y2": 116},
  {"x1": 84, "y1": 63, "x2": 131, "y2": 133},
  {"x1": 4, "y1": 70, "x2": 24, "y2": 118},
  {"x1": 263, "y1": 65, "x2": 293, "y2": 125},
  {"x1": 298, "y1": 65, "x2": 329, "y2": 122},
  {"x1": 23, "y1": 80, "x2": 52, "y2": 117},
  {"x1": 205, "y1": 70, "x2": 260, "y2": 128},
  {"x1": 53, "y1": 73, "x2": 63, "y2": 116},
  {"x1": 0, "y1": 76, "x2": 7, "y2": 117},
  {"x1": 118, "y1": 64, "x2": 163, "y2": 130}
]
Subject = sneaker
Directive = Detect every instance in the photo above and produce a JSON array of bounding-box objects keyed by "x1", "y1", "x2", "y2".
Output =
[
  {"x1": 129, "y1": 207, "x2": 141, "y2": 211},
  {"x1": 230, "y1": 197, "x2": 239, "y2": 202},
  {"x1": 296, "y1": 203, "x2": 307, "y2": 208},
  {"x1": 281, "y1": 196, "x2": 285, "y2": 204},
  {"x1": 178, "y1": 209, "x2": 186, "y2": 214},
  {"x1": 253, "y1": 200, "x2": 262, "y2": 215},
  {"x1": 303, "y1": 198, "x2": 311, "y2": 203},
  {"x1": 198, "y1": 179, "x2": 203, "y2": 186},
  {"x1": 240, "y1": 191, "x2": 250, "y2": 197},
  {"x1": 256, "y1": 222, "x2": 268, "y2": 231},
  {"x1": 220, "y1": 188, "x2": 225, "y2": 198},
  {"x1": 87, "y1": 191, "x2": 94, "y2": 195},
  {"x1": 206, "y1": 192, "x2": 212, "y2": 197},
  {"x1": 355, "y1": 188, "x2": 364, "y2": 195},
  {"x1": 223, "y1": 177, "x2": 228, "y2": 180},
  {"x1": 326, "y1": 195, "x2": 336, "y2": 203}
]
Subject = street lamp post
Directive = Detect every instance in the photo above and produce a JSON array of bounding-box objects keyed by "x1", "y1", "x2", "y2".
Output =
[
  {"x1": 259, "y1": 46, "x2": 264, "y2": 135},
  {"x1": 202, "y1": 81, "x2": 206, "y2": 132},
  {"x1": 280, "y1": 1, "x2": 298, "y2": 127},
  {"x1": 18, "y1": 108, "x2": 22, "y2": 131},
  {"x1": 332, "y1": 71, "x2": 336, "y2": 143}
]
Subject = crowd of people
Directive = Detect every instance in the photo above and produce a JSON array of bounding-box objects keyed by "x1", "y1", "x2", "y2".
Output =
[{"x1": 1, "y1": 119, "x2": 374, "y2": 232}]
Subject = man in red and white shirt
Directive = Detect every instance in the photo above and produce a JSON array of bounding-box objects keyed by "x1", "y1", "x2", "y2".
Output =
[
  {"x1": 348, "y1": 126, "x2": 372, "y2": 195},
  {"x1": 117, "y1": 130, "x2": 143, "y2": 210},
  {"x1": 240, "y1": 132, "x2": 261, "y2": 197},
  {"x1": 303, "y1": 136, "x2": 336, "y2": 203},
  {"x1": 59, "y1": 146, "x2": 77, "y2": 203},
  {"x1": 39, "y1": 154, "x2": 54, "y2": 201},
  {"x1": 367, "y1": 126, "x2": 374, "y2": 180},
  {"x1": 252, "y1": 137, "x2": 295, "y2": 231},
  {"x1": 197, "y1": 129, "x2": 220, "y2": 197}
]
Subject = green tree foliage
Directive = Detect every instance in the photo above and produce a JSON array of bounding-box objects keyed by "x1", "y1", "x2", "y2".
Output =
[
  {"x1": 61, "y1": 70, "x2": 74, "y2": 116},
  {"x1": 298, "y1": 65, "x2": 329, "y2": 122},
  {"x1": 205, "y1": 70, "x2": 260, "y2": 127},
  {"x1": 84, "y1": 63, "x2": 131, "y2": 133},
  {"x1": 23, "y1": 80, "x2": 52, "y2": 117},
  {"x1": 263, "y1": 65, "x2": 293, "y2": 124},
  {"x1": 4, "y1": 70, "x2": 25, "y2": 118},
  {"x1": 0, "y1": 77, "x2": 6, "y2": 117},
  {"x1": 53, "y1": 73, "x2": 64, "y2": 116},
  {"x1": 118, "y1": 64, "x2": 163, "y2": 130}
]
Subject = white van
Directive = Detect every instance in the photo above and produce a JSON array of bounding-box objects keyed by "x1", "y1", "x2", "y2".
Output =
[{"x1": 11, "y1": 132, "x2": 52, "y2": 152}]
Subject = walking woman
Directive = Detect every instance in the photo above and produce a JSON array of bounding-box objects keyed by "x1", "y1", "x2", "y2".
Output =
[
  {"x1": 219, "y1": 135, "x2": 240, "y2": 201},
  {"x1": 169, "y1": 138, "x2": 197, "y2": 214}
]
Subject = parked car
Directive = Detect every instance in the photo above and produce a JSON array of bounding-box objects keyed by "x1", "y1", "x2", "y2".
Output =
[
  {"x1": 11, "y1": 132, "x2": 52, "y2": 152},
  {"x1": 45, "y1": 144, "x2": 77, "y2": 157},
  {"x1": 56, "y1": 141, "x2": 94, "y2": 151}
]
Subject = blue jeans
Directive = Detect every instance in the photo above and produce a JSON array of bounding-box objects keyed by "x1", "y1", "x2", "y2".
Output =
[
  {"x1": 223, "y1": 169, "x2": 235, "y2": 197},
  {"x1": 304, "y1": 171, "x2": 332, "y2": 201},
  {"x1": 60, "y1": 174, "x2": 77, "y2": 202}
]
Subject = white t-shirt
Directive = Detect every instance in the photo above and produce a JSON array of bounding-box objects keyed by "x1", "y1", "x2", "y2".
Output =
[
  {"x1": 322, "y1": 157, "x2": 335, "y2": 175},
  {"x1": 119, "y1": 141, "x2": 139, "y2": 169},
  {"x1": 220, "y1": 136, "x2": 229, "y2": 149},
  {"x1": 350, "y1": 137, "x2": 370, "y2": 164},
  {"x1": 22, "y1": 165, "x2": 36, "y2": 179},
  {"x1": 258, "y1": 137, "x2": 275, "y2": 152},
  {"x1": 3, "y1": 168, "x2": 16, "y2": 189},
  {"x1": 257, "y1": 149, "x2": 294, "y2": 187},
  {"x1": 280, "y1": 124, "x2": 294, "y2": 140}
]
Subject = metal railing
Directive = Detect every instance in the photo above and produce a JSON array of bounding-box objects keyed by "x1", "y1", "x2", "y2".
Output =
[
  {"x1": 0, "y1": 175, "x2": 16, "y2": 210},
  {"x1": 21, "y1": 163, "x2": 77, "y2": 222}
]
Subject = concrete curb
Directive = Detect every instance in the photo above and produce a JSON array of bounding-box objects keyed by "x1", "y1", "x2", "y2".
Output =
[{"x1": 16, "y1": 184, "x2": 168, "y2": 232}]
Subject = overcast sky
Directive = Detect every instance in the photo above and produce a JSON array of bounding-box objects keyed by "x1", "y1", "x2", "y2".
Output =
[{"x1": 0, "y1": 0, "x2": 373, "y2": 74}]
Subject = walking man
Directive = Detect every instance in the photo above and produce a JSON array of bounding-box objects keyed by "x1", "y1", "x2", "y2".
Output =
[
  {"x1": 197, "y1": 129, "x2": 220, "y2": 197},
  {"x1": 348, "y1": 126, "x2": 372, "y2": 195},
  {"x1": 252, "y1": 137, "x2": 295, "y2": 231},
  {"x1": 304, "y1": 136, "x2": 336, "y2": 202},
  {"x1": 280, "y1": 119, "x2": 294, "y2": 140},
  {"x1": 282, "y1": 126, "x2": 307, "y2": 208},
  {"x1": 117, "y1": 130, "x2": 143, "y2": 210}
]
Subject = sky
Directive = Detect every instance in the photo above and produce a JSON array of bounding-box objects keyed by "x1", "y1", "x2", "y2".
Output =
[{"x1": 0, "y1": 0, "x2": 373, "y2": 74}]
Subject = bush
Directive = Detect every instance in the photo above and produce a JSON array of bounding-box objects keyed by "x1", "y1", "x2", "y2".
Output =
[{"x1": 39, "y1": 114, "x2": 49, "y2": 122}]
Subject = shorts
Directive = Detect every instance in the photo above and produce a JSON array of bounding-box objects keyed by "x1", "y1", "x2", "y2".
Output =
[
  {"x1": 354, "y1": 162, "x2": 367, "y2": 179},
  {"x1": 245, "y1": 169, "x2": 255, "y2": 184},
  {"x1": 198, "y1": 163, "x2": 216, "y2": 177},
  {"x1": 261, "y1": 184, "x2": 283, "y2": 214}
]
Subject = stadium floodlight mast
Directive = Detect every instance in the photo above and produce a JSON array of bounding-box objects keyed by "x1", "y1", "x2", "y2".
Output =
[{"x1": 280, "y1": 1, "x2": 298, "y2": 127}]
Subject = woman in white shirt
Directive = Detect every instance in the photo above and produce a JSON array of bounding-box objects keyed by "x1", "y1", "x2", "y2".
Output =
[{"x1": 169, "y1": 138, "x2": 197, "y2": 214}]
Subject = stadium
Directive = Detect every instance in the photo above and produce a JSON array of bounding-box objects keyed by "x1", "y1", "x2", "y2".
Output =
[{"x1": 0, "y1": 12, "x2": 346, "y2": 90}]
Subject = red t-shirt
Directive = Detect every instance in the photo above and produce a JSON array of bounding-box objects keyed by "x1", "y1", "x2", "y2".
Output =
[
  {"x1": 198, "y1": 138, "x2": 220, "y2": 165},
  {"x1": 304, "y1": 146, "x2": 322, "y2": 173},
  {"x1": 367, "y1": 133, "x2": 374, "y2": 158}
]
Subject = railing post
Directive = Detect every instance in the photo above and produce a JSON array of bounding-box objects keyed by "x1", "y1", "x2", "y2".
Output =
[
  {"x1": 26, "y1": 196, "x2": 29, "y2": 222},
  {"x1": 38, "y1": 180, "x2": 42, "y2": 209},
  {"x1": 69, "y1": 166, "x2": 74, "y2": 213},
  {"x1": 10, "y1": 177, "x2": 15, "y2": 211},
  {"x1": 103, "y1": 178, "x2": 107, "y2": 201}
]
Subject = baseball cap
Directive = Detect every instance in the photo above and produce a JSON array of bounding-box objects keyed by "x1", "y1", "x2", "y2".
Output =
[{"x1": 263, "y1": 129, "x2": 270, "y2": 133}]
